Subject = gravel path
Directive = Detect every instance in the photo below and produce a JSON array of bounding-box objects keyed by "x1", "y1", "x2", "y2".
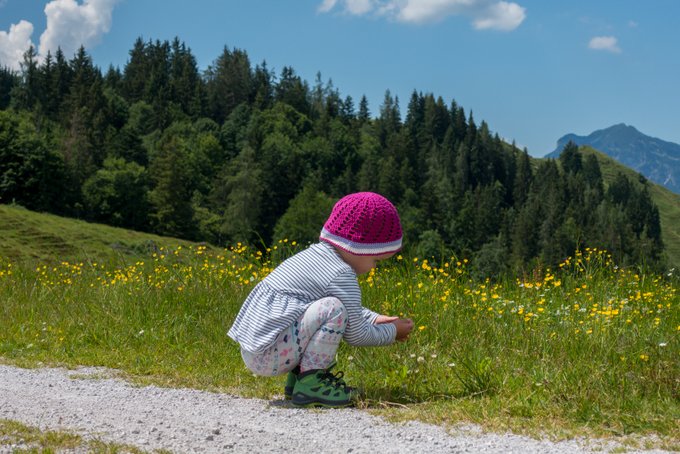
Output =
[{"x1": 0, "y1": 364, "x2": 670, "y2": 453}]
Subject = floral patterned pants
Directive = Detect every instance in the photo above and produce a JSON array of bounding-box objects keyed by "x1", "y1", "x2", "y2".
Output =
[{"x1": 241, "y1": 297, "x2": 347, "y2": 375}]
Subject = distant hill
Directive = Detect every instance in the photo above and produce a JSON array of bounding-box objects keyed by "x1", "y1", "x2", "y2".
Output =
[
  {"x1": 571, "y1": 146, "x2": 680, "y2": 268},
  {"x1": 546, "y1": 124, "x2": 680, "y2": 194}
]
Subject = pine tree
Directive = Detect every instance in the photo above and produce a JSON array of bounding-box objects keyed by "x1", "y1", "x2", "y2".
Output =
[
  {"x1": 423, "y1": 94, "x2": 449, "y2": 146},
  {"x1": 49, "y1": 48, "x2": 72, "y2": 119},
  {"x1": 275, "y1": 66, "x2": 310, "y2": 115},
  {"x1": 208, "y1": 145, "x2": 264, "y2": 244},
  {"x1": 513, "y1": 149, "x2": 532, "y2": 206},
  {"x1": 0, "y1": 67, "x2": 18, "y2": 109},
  {"x1": 357, "y1": 95, "x2": 370, "y2": 125},
  {"x1": 252, "y1": 61, "x2": 274, "y2": 110},
  {"x1": 11, "y1": 46, "x2": 39, "y2": 110},
  {"x1": 559, "y1": 141, "x2": 582, "y2": 174},
  {"x1": 169, "y1": 37, "x2": 202, "y2": 119},
  {"x1": 376, "y1": 90, "x2": 401, "y2": 146},
  {"x1": 122, "y1": 37, "x2": 148, "y2": 103},
  {"x1": 147, "y1": 124, "x2": 201, "y2": 239},
  {"x1": 205, "y1": 46, "x2": 253, "y2": 123}
]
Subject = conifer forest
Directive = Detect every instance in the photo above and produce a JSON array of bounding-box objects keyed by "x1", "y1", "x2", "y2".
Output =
[{"x1": 0, "y1": 38, "x2": 665, "y2": 274}]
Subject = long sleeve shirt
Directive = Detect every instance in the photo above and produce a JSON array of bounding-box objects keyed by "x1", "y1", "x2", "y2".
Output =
[{"x1": 228, "y1": 242, "x2": 397, "y2": 353}]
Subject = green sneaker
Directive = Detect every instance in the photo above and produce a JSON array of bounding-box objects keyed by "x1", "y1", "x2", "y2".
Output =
[
  {"x1": 284, "y1": 370, "x2": 297, "y2": 400},
  {"x1": 322, "y1": 363, "x2": 355, "y2": 395},
  {"x1": 291, "y1": 367, "x2": 354, "y2": 408}
]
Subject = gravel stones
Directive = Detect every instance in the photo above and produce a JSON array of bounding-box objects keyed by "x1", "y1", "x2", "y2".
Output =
[{"x1": 0, "y1": 364, "x2": 671, "y2": 454}]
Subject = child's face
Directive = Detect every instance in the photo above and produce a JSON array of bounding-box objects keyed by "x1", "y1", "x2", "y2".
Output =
[{"x1": 344, "y1": 251, "x2": 396, "y2": 275}]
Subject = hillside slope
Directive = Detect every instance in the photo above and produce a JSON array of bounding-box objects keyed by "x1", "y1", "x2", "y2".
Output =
[
  {"x1": 578, "y1": 146, "x2": 680, "y2": 268},
  {"x1": 0, "y1": 204, "x2": 202, "y2": 263}
]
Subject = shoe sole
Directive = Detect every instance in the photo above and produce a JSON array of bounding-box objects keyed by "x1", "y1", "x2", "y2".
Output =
[
  {"x1": 292, "y1": 400, "x2": 353, "y2": 408},
  {"x1": 284, "y1": 386, "x2": 294, "y2": 400},
  {"x1": 292, "y1": 394, "x2": 353, "y2": 408}
]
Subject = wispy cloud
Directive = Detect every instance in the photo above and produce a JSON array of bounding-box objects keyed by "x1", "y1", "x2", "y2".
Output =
[
  {"x1": 588, "y1": 35, "x2": 621, "y2": 54},
  {"x1": 0, "y1": 0, "x2": 119, "y2": 71},
  {"x1": 319, "y1": 0, "x2": 526, "y2": 31},
  {"x1": 318, "y1": 0, "x2": 338, "y2": 13}
]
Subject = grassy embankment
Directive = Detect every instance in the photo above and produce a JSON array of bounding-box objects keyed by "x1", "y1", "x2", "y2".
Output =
[
  {"x1": 0, "y1": 205, "x2": 677, "y2": 449},
  {"x1": 0, "y1": 204, "x2": 201, "y2": 264}
]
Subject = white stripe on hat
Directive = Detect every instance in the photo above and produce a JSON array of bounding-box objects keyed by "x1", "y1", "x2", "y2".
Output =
[{"x1": 320, "y1": 228, "x2": 402, "y2": 256}]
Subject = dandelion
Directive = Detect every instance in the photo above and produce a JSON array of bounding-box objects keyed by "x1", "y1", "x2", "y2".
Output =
[{"x1": 639, "y1": 354, "x2": 649, "y2": 362}]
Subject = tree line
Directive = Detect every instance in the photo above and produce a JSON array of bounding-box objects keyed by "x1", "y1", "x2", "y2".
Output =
[{"x1": 0, "y1": 37, "x2": 665, "y2": 274}]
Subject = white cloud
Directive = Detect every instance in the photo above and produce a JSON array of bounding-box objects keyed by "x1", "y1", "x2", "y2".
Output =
[
  {"x1": 346, "y1": 0, "x2": 374, "y2": 15},
  {"x1": 628, "y1": 20, "x2": 638, "y2": 28},
  {"x1": 319, "y1": 0, "x2": 526, "y2": 30},
  {"x1": 0, "y1": 20, "x2": 34, "y2": 71},
  {"x1": 472, "y1": 1, "x2": 525, "y2": 31},
  {"x1": 39, "y1": 0, "x2": 120, "y2": 59},
  {"x1": 396, "y1": 0, "x2": 473, "y2": 23},
  {"x1": 0, "y1": 0, "x2": 120, "y2": 71},
  {"x1": 588, "y1": 35, "x2": 621, "y2": 54}
]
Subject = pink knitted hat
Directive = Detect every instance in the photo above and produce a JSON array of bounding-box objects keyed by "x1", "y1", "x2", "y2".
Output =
[{"x1": 320, "y1": 192, "x2": 402, "y2": 256}]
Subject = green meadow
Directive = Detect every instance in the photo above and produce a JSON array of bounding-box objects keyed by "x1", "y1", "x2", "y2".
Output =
[{"x1": 0, "y1": 225, "x2": 677, "y2": 449}]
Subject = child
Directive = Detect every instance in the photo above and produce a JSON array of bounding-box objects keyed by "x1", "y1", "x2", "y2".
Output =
[{"x1": 228, "y1": 192, "x2": 414, "y2": 407}]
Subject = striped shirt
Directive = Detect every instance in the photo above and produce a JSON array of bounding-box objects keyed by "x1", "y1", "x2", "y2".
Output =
[{"x1": 228, "y1": 242, "x2": 397, "y2": 353}]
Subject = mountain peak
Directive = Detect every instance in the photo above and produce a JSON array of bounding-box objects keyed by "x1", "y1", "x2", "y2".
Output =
[
  {"x1": 607, "y1": 123, "x2": 637, "y2": 133},
  {"x1": 547, "y1": 124, "x2": 680, "y2": 194}
]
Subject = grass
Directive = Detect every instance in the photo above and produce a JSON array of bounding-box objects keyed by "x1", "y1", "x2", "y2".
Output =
[
  {"x1": 0, "y1": 204, "x2": 204, "y2": 264},
  {"x1": 0, "y1": 419, "x2": 161, "y2": 453},
  {"x1": 1, "y1": 242, "x2": 678, "y2": 450}
]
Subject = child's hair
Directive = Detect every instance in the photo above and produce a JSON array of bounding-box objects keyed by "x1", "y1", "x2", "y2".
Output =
[{"x1": 319, "y1": 192, "x2": 402, "y2": 256}]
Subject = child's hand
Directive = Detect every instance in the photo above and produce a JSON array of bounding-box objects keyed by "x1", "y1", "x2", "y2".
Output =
[
  {"x1": 392, "y1": 318, "x2": 414, "y2": 342},
  {"x1": 375, "y1": 315, "x2": 399, "y2": 324}
]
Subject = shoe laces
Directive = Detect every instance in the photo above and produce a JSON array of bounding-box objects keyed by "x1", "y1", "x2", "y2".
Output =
[{"x1": 320, "y1": 369, "x2": 350, "y2": 392}]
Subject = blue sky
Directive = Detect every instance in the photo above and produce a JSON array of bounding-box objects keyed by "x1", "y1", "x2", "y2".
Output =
[{"x1": 1, "y1": 0, "x2": 679, "y2": 157}]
